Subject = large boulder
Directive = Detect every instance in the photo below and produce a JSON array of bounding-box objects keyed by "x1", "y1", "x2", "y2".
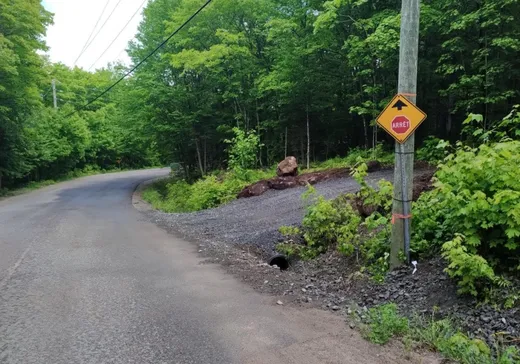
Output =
[{"x1": 276, "y1": 156, "x2": 298, "y2": 177}]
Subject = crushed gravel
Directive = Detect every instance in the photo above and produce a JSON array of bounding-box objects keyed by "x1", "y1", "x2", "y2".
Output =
[{"x1": 146, "y1": 169, "x2": 397, "y2": 256}]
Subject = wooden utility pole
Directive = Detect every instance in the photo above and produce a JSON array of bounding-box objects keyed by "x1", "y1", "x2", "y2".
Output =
[
  {"x1": 52, "y1": 79, "x2": 58, "y2": 109},
  {"x1": 390, "y1": 0, "x2": 421, "y2": 268}
]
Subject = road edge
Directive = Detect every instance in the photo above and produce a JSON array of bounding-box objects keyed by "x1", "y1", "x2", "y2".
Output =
[{"x1": 132, "y1": 175, "x2": 169, "y2": 213}]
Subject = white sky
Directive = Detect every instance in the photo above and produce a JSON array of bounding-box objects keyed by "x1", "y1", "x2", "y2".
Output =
[{"x1": 42, "y1": 0, "x2": 148, "y2": 71}]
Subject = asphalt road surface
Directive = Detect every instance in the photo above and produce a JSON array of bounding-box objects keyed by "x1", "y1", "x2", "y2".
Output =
[{"x1": 0, "y1": 170, "x2": 433, "y2": 364}]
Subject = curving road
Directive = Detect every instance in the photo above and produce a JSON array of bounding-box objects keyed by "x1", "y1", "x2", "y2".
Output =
[{"x1": 0, "y1": 170, "x2": 428, "y2": 364}]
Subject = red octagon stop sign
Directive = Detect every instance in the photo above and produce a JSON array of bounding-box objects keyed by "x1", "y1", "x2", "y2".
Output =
[{"x1": 391, "y1": 115, "x2": 411, "y2": 134}]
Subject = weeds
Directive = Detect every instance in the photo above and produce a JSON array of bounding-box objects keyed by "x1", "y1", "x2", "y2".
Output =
[
  {"x1": 361, "y1": 304, "x2": 520, "y2": 363},
  {"x1": 365, "y1": 304, "x2": 409, "y2": 344}
]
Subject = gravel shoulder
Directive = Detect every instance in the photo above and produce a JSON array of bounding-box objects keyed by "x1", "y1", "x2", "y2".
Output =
[
  {"x1": 136, "y1": 169, "x2": 519, "y2": 352},
  {"x1": 144, "y1": 169, "x2": 396, "y2": 256}
]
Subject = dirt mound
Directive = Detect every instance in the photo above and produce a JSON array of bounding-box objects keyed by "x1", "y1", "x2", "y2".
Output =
[
  {"x1": 238, "y1": 161, "x2": 386, "y2": 199},
  {"x1": 412, "y1": 169, "x2": 435, "y2": 201}
]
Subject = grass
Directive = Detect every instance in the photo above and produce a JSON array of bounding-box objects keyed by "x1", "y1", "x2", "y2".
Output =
[
  {"x1": 306, "y1": 145, "x2": 394, "y2": 173},
  {"x1": 359, "y1": 304, "x2": 520, "y2": 363}
]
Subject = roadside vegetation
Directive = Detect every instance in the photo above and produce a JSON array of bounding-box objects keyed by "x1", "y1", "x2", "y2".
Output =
[
  {"x1": 276, "y1": 109, "x2": 520, "y2": 301},
  {"x1": 273, "y1": 109, "x2": 520, "y2": 362},
  {"x1": 362, "y1": 304, "x2": 520, "y2": 363},
  {"x1": 142, "y1": 129, "x2": 395, "y2": 212}
]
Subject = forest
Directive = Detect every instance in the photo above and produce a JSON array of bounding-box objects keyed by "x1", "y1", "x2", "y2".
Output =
[{"x1": 1, "y1": 0, "x2": 519, "y2": 189}]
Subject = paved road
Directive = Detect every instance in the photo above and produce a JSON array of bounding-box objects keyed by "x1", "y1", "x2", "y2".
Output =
[{"x1": 0, "y1": 170, "x2": 430, "y2": 364}]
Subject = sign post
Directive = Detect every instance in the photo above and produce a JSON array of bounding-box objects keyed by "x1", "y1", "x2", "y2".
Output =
[{"x1": 377, "y1": 0, "x2": 423, "y2": 268}]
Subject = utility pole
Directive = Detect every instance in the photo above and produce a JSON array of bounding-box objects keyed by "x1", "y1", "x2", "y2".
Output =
[
  {"x1": 390, "y1": 0, "x2": 421, "y2": 268},
  {"x1": 52, "y1": 79, "x2": 58, "y2": 109}
]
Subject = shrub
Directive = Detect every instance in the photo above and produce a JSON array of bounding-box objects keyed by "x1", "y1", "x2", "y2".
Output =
[
  {"x1": 225, "y1": 127, "x2": 262, "y2": 173},
  {"x1": 413, "y1": 141, "x2": 520, "y2": 296},
  {"x1": 142, "y1": 169, "x2": 274, "y2": 213},
  {"x1": 276, "y1": 163, "x2": 394, "y2": 275},
  {"x1": 462, "y1": 106, "x2": 520, "y2": 146},
  {"x1": 416, "y1": 136, "x2": 451, "y2": 164},
  {"x1": 301, "y1": 185, "x2": 362, "y2": 256}
]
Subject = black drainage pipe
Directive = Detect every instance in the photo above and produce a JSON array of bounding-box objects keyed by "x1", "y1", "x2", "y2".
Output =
[{"x1": 268, "y1": 254, "x2": 290, "y2": 271}]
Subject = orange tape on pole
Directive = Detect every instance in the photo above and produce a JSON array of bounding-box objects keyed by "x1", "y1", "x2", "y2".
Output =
[{"x1": 391, "y1": 213, "x2": 413, "y2": 224}]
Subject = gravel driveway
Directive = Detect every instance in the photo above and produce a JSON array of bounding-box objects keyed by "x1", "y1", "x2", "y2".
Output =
[{"x1": 147, "y1": 169, "x2": 398, "y2": 255}]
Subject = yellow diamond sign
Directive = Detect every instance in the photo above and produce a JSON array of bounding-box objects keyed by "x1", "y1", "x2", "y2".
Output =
[{"x1": 376, "y1": 94, "x2": 427, "y2": 144}]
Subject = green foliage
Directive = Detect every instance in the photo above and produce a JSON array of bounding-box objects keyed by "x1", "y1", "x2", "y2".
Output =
[
  {"x1": 413, "y1": 140, "x2": 520, "y2": 296},
  {"x1": 365, "y1": 304, "x2": 409, "y2": 345},
  {"x1": 143, "y1": 169, "x2": 273, "y2": 212},
  {"x1": 416, "y1": 137, "x2": 452, "y2": 164},
  {"x1": 275, "y1": 242, "x2": 320, "y2": 260},
  {"x1": 301, "y1": 186, "x2": 362, "y2": 256},
  {"x1": 279, "y1": 225, "x2": 301, "y2": 238},
  {"x1": 463, "y1": 106, "x2": 520, "y2": 146},
  {"x1": 363, "y1": 307, "x2": 520, "y2": 363},
  {"x1": 411, "y1": 317, "x2": 520, "y2": 364},
  {"x1": 5, "y1": 0, "x2": 520, "y2": 193},
  {"x1": 442, "y1": 234, "x2": 508, "y2": 296},
  {"x1": 225, "y1": 128, "x2": 262, "y2": 173},
  {"x1": 308, "y1": 145, "x2": 393, "y2": 172},
  {"x1": 351, "y1": 162, "x2": 393, "y2": 214},
  {"x1": 280, "y1": 163, "x2": 393, "y2": 280}
]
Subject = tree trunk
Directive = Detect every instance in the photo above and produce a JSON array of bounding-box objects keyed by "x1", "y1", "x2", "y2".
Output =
[
  {"x1": 284, "y1": 127, "x2": 288, "y2": 158},
  {"x1": 195, "y1": 139, "x2": 204, "y2": 176},
  {"x1": 300, "y1": 134, "x2": 304, "y2": 167},
  {"x1": 306, "y1": 106, "x2": 310, "y2": 170},
  {"x1": 363, "y1": 116, "x2": 368, "y2": 150},
  {"x1": 256, "y1": 102, "x2": 263, "y2": 167},
  {"x1": 203, "y1": 138, "x2": 207, "y2": 174}
]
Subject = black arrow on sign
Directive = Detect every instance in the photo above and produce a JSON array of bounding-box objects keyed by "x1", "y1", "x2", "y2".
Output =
[{"x1": 392, "y1": 99, "x2": 408, "y2": 111}]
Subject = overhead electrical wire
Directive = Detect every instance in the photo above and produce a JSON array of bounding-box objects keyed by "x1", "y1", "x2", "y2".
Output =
[
  {"x1": 74, "y1": 0, "x2": 112, "y2": 66},
  {"x1": 87, "y1": 0, "x2": 148, "y2": 71},
  {"x1": 74, "y1": 0, "x2": 125, "y2": 65},
  {"x1": 64, "y1": 0, "x2": 213, "y2": 118}
]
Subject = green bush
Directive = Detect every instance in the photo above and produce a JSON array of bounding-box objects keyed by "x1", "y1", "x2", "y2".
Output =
[
  {"x1": 413, "y1": 141, "x2": 520, "y2": 296},
  {"x1": 142, "y1": 169, "x2": 274, "y2": 213},
  {"x1": 275, "y1": 163, "x2": 393, "y2": 273},
  {"x1": 225, "y1": 127, "x2": 262, "y2": 173},
  {"x1": 412, "y1": 317, "x2": 520, "y2": 364},
  {"x1": 416, "y1": 136, "x2": 451, "y2": 164},
  {"x1": 462, "y1": 106, "x2": 520, "y2": 146},
  {"x1": 301, "y1": 185, "x2": 362, "y2": 256}
]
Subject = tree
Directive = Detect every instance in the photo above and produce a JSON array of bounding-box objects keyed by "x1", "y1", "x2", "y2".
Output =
[{"x1": 0, "y1": 0, "x2": 51, "y2": 187}]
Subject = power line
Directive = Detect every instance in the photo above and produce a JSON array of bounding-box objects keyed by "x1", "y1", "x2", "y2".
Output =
[
  {"x1": 75, "y1": 0, "x2": 125, "y2": 65},
  {"x1": 65, "y1": 0, "x2": 213, "y2": 118},
  {"x1": 88, "y1": 0, "x2": 148, "y2": 71},
  {"x1": 74, "y1": 0, "x2": 112, "y2": 66}
]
